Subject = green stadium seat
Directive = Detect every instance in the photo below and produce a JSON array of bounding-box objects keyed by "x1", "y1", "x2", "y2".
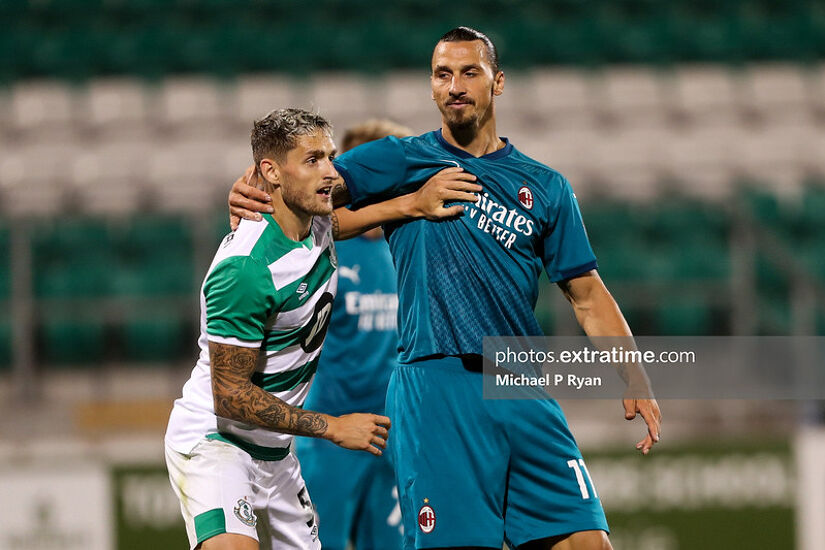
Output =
[
  {"x1": 817, "y1": 311, "x2": 825, "y2": 336},
  {"x1": 39, "y1": 312, "x2": 107, "y2": 366},
  {"x1": 673, "y1": 240, "x2": 731, "y2": 280},
  {"x1": 593, "y1": 244, "x2": 643, "y2": 282},
  {"x1": 0, "y1": 225, "x2": 9, "y2": 300},
  {"x1": 121, "y1": 309, "x2": 191, "y2": 362},
  {"x1": 756, "y1": 254, "x2": 790, "y2": 296},
  {"x1": 798, "y1": 182, "x2": 825, "y2": 233},
  {"x1": 5, "y1": 0, "x2": 825, "y2": 80},
  {"x1": 759, "y1": 294, "x2": 791, "y2": 335},
  {"x1": 111, "y1": 215, "x2": 195, "y2": 296},
  {"x1": 0, "y1": 317, "x2": 11, "y2": 369},
  {"x1": 654, "y1": 297, "x2": 714, "y2": 335},
  {"x1": 32, "y1": 218, "x2": 112, "y2": 298},
  {"x1": 739, "y1": 186, "x2": 781, "y2": 226},
  {"x1": 580, "y1": 201, "x2": 638, "y2": 247},
  {"x1": 640, "y1": 200, "x2": 729, "y2": 244}
]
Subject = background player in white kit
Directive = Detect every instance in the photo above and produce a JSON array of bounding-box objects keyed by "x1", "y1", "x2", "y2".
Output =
[{"x1": 165, "y1": 108, "x2": 482, "y2": 550}]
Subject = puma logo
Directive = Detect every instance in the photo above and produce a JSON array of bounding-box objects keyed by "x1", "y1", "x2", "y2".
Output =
[{"x1": 339, "y1": 265, "x2": 360, "y2": 284}]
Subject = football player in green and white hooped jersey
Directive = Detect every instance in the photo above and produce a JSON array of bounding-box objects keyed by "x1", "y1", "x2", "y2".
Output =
[{"x1": 164, "y1": 108, "x2": 480, "y2": 550}]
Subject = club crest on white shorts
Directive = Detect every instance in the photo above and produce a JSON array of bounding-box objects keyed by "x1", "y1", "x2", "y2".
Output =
[{"x1": 234, "y1": 498, "x2": 257, "y2": 527}]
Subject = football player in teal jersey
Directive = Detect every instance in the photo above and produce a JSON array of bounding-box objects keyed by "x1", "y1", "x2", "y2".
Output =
[
  {"x1": 229, "y1": 28, "x2": 661, "y2": 550},
  {"x1": 296, "y1": 119, "x2": 414, "y2": 550}
]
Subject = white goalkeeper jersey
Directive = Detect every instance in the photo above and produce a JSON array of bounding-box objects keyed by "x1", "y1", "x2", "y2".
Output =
[{"x1": 165, "y1": 214, "x2": 337, "y2": 460}]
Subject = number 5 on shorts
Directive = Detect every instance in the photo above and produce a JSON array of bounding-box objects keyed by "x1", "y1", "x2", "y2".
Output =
[{"x1": 566, "y1": 458, "x2": 598, "y2": 500}]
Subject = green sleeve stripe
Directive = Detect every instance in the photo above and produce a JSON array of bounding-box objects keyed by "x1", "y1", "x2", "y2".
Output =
[
  {"x1": 251, "y1": 356, "x2": 320, "y2": 393},
  {"x1": 205, "y1": 433, "x2": 291, "y2": 461},
  {"x1": 277, "y1": 247, "x2": 335, "y2": 313},
  {"x1": 194, "y1": 508, "x2": 226, "y2": 544},
  {"x1": 204, "y1": 256, "x2": 276, "y2": 342},
  {"x1": 262, "y1": 325, "x2": 305, "y2": 352}
]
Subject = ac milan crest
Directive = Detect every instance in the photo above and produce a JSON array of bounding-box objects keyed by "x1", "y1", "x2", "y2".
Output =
[
  {"x1": 418, "y1": 504, "x2": 436, "y2": 534},
  {"x1": 518, "y1": 185, "x2": 533, "y2": 210}
]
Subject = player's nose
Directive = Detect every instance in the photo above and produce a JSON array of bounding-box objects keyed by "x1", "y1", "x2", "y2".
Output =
[
  {"x1": 448, "y1": 77, "x2": 466, "y2": 96},
  {"x1": 322, "y1": 158, "x2": 339, "y2": 180}
]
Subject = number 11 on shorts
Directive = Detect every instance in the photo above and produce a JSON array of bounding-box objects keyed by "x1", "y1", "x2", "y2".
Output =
[{"x1": 566, "y1": 458, "x2": 598, "y2": 500}]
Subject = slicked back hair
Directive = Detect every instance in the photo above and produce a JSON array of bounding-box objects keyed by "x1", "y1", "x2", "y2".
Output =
[
  {"x1": 437, "y1": 26, "x2": 500, "y2": 74},
  {"x1": 251, "y1": 108, "x2": 332, "y2": 166}
]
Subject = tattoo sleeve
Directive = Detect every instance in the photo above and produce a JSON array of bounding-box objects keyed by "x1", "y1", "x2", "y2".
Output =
[
  {"x1": 330, "y1": 210, "x2": 340, "y2": 240},
  {"x1": 331, "y1": 178, "x2": 351, "y2": 208},
  {"x1": 209, "y1": 341, "x2": 329, "y2": 437}
]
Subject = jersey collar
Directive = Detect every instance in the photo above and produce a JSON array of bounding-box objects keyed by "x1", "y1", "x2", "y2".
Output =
[
  {"x1": 434, "y1": 129, "x2": 513, "y2": 160},
  {"x1": 263, "y1": 213, "x2": 314, "y2": 250}
]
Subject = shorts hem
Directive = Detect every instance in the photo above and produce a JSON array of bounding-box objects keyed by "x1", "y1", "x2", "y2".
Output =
[
  {"x1": 416, "y1": 538, "x2": 503, "y2": 549},
  {"x1": 508, "y1": 523, "x2": 610, "y2": 549}
]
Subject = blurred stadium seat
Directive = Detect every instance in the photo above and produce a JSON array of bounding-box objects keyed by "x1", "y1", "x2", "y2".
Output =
[
  {"x1": 597, "y1": 66, "x2": 672, "y2": 128},
  {"x1": 39, "y1": 309, "x2": 108, "y2": 366},
  {"x1": 235, "y1": 76, "x2": 297, "y2": 126},
  {"x1": 83, "y1": 78, "x2": 153, "y2": 138},
  {"x1": 9, "y1": 80, "x2": 79, "y2": 139},
  {"x1": 121, "y1": 308, "x2": 190, "y2": 362}
]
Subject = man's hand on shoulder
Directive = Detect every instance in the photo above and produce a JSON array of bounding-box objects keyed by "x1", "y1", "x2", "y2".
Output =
[{"x1": 228, "y1": 164, "x2": 273, "y2": 230}]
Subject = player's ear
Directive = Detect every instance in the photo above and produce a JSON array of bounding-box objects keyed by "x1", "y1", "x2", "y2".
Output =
[
  {"x1": 492, "y1": 70, "x2": 505, "y2": 97},
  {"x1": 258, "y1": 159, "x2": 281, "y2": 191}
]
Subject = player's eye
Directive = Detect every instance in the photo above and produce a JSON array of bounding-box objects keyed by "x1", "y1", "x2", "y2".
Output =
[{"x1": 306, "y1": 157, "x2": 317, "y2": 165}]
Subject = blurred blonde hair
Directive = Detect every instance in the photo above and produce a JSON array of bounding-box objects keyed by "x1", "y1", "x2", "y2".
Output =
[{"x1": 341, "y1": 119, "x2": 413, "y2": 152}]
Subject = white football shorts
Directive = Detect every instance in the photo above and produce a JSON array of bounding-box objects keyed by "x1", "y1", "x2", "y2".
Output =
[{"x1": 165, "y1": 437, "x2": 321, "y2": 549}]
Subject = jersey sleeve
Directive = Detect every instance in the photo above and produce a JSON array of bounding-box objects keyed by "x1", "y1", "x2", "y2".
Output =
[
  {"x1": 541, "y1": 177, "x2": 598, "y2": 282},
  {"x1": 203, "y1": 256, "x2": 277, "y2": 347},
  {"x1": 334, "y1": 136, "x2": 418, "y2": 209}
]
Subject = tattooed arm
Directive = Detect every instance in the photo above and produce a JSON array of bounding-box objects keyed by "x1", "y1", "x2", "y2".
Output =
[{"x1": 210, "y1": 341, "x2": 390, "y2": 455}]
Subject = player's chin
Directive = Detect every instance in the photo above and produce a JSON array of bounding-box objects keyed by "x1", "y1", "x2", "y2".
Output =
[
  {"x1": 445, "y1": 111, "x2": 477, "y2": 129},
  {"x1": 310, "y1": 198, "x2": 334, "y2": 216}
]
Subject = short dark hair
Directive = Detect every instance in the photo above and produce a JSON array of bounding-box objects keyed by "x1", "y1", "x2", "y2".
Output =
[
  {"x1": 438, "y1": 26, "x2": 499, "y2": 74},
  {"x1": 251, "y1": 108, "x2": 332, "y2": 166}
]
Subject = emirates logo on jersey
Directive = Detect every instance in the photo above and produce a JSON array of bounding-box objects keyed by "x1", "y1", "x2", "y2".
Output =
[
  {"x1": 418, "y1": 504, "x2": 436, "y2": 534},
  {"x1": 518, "y1": 185, "x2": 534, "y2": 210}
]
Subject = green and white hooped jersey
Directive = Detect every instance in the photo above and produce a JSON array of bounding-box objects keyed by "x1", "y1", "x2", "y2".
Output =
[{"x1": 165, "y1": 214, "x2": 338, "y2": 460}]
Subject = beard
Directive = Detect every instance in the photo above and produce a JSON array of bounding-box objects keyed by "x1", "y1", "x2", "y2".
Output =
[
  {"x1": 441, "y1": 101, "x2": 478, "y2": 128},
  {"x1": 441, "y1": 104, "x2": 480, "y2": 146},
  {"x1": 281, "y1": 178, "x2": 333, "y2": 217}
]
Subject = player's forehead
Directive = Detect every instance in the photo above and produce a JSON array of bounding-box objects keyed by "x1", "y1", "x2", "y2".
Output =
[
  {"x1": 431, "y1": 40, "x2": 490, "y2": 71},
  {"x1": 290, "y1": 130, "x2": 336, "y2": 156}
]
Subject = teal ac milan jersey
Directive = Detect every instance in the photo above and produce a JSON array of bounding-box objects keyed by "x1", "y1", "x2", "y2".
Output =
[{"x1": 334, "y1": 130, "x2": 597, "y2": 363}]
